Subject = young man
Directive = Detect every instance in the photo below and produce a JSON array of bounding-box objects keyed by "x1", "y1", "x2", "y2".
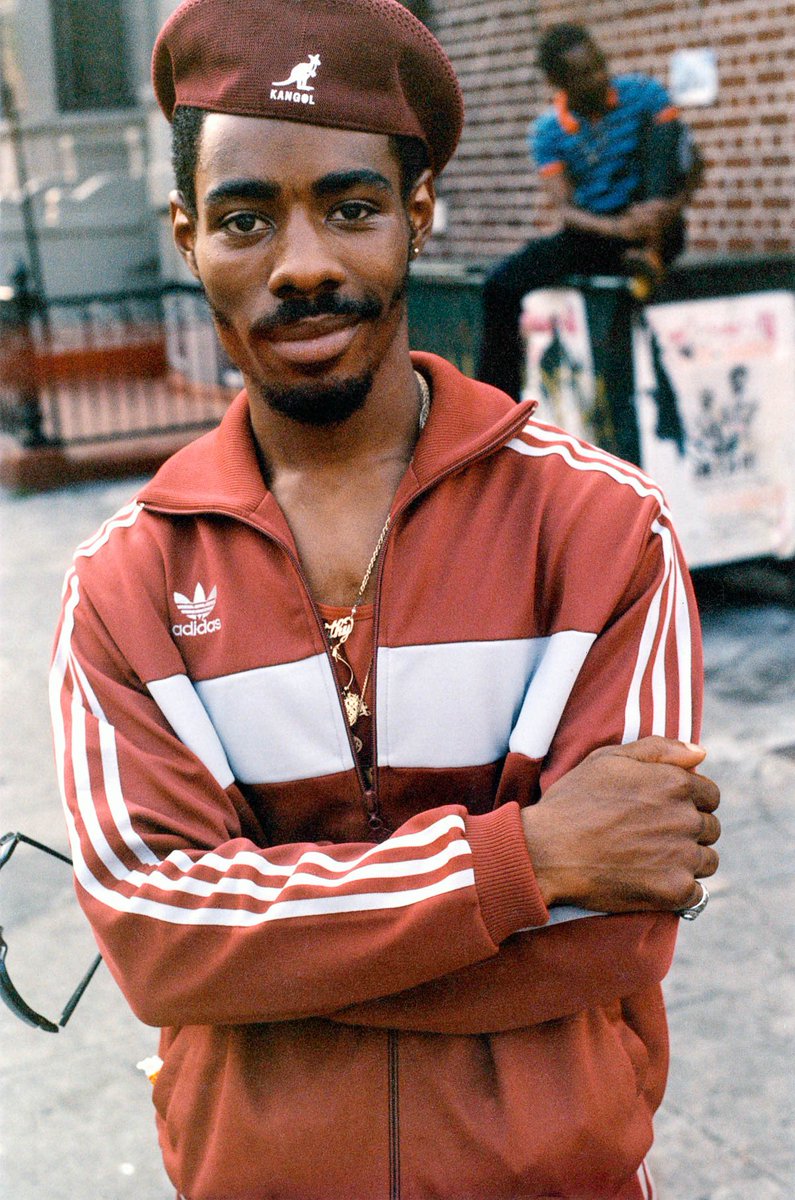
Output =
[
  {"x1": 50, "y1": 3, "x2": 719, "y2": 1198},
  {"x1": 478, "y1": 22, "x2": 702, "y2": 400}
]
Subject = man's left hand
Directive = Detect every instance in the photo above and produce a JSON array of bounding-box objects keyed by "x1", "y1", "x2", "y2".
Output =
[{"x1": 625, "y1": 198, "x2": 679, "y2": 239}]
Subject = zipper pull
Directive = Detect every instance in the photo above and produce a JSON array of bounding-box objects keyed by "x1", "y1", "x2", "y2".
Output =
[{"x1": 363, "y1": 790, "x2": 390, "y2": 840}]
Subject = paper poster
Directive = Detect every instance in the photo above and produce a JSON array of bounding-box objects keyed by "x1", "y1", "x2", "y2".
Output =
[
  {"x1": 521, "y1": 288, "x2": 596, "y2": 443},
  {"x1": 634, "y1": 291, "x2": 795, "y2": 567}
]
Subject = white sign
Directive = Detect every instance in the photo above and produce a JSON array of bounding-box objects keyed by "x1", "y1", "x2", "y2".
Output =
[{"x1": 669, "y1": 48, "x2": 719, "y2": 107}]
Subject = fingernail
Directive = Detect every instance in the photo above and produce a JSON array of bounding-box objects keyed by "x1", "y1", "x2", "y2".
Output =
[{"x1": 685, "y1": 741, "x2": 704, "y2": 753}]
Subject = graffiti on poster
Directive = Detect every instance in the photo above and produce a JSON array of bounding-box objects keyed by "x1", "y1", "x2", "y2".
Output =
[
  {"x1": 520, "y1": 289, "x2": 596, "y2": 442},
  {"x1": 689, "y1": 364, "x2": 758, "y2": 480},
  {"x1": 634, "y1": 291, "x2": 795, "y2": 566}
]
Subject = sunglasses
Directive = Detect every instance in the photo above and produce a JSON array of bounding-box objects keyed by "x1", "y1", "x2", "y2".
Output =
[{"x1": 0, "y1": 831, "x2": 101, "y2": 1033}]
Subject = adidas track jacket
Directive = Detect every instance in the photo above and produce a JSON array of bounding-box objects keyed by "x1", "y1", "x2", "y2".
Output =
[{"x1": 51, "y1": 352, "x2": 701, "y2": 1200}]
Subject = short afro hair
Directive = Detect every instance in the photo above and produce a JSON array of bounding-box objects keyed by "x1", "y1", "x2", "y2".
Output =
[
  {"x1": 170, "y1": 105, "x2": 430, "y2": 215},
  {"x1": 171, "y1": 105, "x2": 205, "y2": 215},
  {"x1": 537, "y1": 23, "x2": 595, "y2": 85}
]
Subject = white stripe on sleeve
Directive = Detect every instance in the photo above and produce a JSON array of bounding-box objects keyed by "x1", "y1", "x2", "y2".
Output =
[{"x1": 148, "y1": 675, "x2": 235, "y2": 789}]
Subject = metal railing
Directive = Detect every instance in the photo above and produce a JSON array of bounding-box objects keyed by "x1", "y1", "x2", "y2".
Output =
[{"x1": 0, "y1": 271, "x2": 238, "y2": 449}]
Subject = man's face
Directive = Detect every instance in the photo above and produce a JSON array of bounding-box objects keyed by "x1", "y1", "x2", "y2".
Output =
[
  {"x1": 557, "y1": 41, "x2": 611, "y2": 114},
  {"x1": 172, "y1": 115, "x2": 432, "y2": 425}
]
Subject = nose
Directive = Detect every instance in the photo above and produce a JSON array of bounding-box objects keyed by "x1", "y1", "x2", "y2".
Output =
[{"x1": 268, "y1": 209, "x2": 346, "y2": 298}]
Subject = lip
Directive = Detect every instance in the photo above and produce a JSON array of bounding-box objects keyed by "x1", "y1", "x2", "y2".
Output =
[{"x1": 260, "y1": 314, "x2": 361, "y2": 367}]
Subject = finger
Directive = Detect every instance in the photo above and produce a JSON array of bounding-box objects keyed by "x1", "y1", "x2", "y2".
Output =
[
  {"x1": 679, "y1": 880, "x2": 707, "y2": 911},
  {"x1": 689, "y1": 773, "x2": 721, "y2": 813},
  {"x1": 696, "y1": 811, "x2": 721, "y2": 846},
  {"x1": 684, "y1": 806, "x2": 720, "y2": 844},
  {"x1": 604, "y1": 735, "x2": 707, "y2": 770},
  {"x1": 696, "y1": 846, "x2": 720, "y2": 879}
]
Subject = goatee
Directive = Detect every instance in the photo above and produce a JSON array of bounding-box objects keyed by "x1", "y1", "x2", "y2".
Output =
[
  {"x1": 206, "y1": 259, "x2": 410, "y2": 427},
  {"x1": 258, "y1": 372, "x2": 374, "y2": 426}
]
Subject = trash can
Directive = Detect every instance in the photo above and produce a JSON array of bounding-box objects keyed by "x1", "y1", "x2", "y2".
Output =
[{"x1": 407, "y1": 261, "x2": 485, "y2": 380}]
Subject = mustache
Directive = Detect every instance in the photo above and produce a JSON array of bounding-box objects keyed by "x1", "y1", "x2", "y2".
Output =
[{"x1": 251, "y1": 292, "x2": 383, "y2": 337}]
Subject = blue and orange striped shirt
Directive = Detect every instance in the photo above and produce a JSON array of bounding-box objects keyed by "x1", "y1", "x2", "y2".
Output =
[{"x1": 531, "y1": 74, "x2": 679, "y2": 214}]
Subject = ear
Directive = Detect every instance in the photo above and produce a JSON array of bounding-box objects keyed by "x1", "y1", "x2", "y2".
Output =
[
  {"x1": 170, "y1": 190, "x2": 200, "y2": 279},
  {"x1": 406, "y1": 169, "x2": 436, "y2": 258}
]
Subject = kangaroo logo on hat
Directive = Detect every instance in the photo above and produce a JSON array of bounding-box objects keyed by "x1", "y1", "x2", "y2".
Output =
[{"x1": 271, "y1": 54, "x2": 321, "y2": 106}]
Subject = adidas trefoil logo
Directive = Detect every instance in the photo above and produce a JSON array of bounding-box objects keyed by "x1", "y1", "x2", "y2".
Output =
[
  {"x1": 172, "y1": 583, "x2": 222, "y2": 638},
  {"x1": 175, "y1": 583, "x2": 217, "y2": 618},
  {"x1": 270, "y1": 53, "x2": 321, "y2": 107}
]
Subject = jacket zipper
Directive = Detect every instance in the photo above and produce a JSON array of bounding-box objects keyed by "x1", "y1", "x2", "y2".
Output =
[
  {"x1": 388, "y1": 1029, "x2": 401, "y2": 1200},
  {"x1": 372, "y1": 419, "x2": 532, "y2": 1197},
  {"x1": 226, "y1": 529, "x2": 385, "y2": 834},
  {"x1": 259, "y1": 536, "x2": 381, "y2": 830}
]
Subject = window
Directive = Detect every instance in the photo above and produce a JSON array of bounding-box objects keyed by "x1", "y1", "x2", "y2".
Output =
[
  {"x1": 50, "y1": 0, "x2": 133, "y2": 112},
  {"x1": 0, "y1": 4, "x2": 26, "y2": 113}
]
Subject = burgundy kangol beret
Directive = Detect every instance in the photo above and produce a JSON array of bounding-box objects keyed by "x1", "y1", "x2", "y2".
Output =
[{"x1": 152, "y1": 0, "x2": 464, "y2": 174}]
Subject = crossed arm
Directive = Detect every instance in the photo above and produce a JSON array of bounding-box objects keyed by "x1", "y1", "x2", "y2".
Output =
[
  {"x1": 331, "y1": 736, "x2": 719, "y2": 1035},
  {"x1": 52, "y1": 504, "x2": 718, "y2": 1036},
  {"x1": 544, "y1": 134, "x2": 703, "y2": 250}
]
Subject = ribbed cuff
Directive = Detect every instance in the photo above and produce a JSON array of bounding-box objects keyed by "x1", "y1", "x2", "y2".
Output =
[{"x1": 465, "y1": 803, "x2": 550, "y2": 945}]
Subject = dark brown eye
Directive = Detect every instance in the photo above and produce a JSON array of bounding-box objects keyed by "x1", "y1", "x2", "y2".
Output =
[
  {"x1": 222, "y1": 212, "x2": 267, "y2": 234},
  {"x1": 332, "y1": 201, "x2": 377, "y2": 222}
]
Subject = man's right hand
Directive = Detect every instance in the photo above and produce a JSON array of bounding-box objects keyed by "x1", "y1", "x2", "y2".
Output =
[
  {"x1": 521, "y1": 737, "x2": 720, "y2": 915},
  {"x1": 613, "y1": 199, "x2": 681, "y2": 245},
  {"x1": 611, "y1": 206, "x2": 662, "y2": 244}
]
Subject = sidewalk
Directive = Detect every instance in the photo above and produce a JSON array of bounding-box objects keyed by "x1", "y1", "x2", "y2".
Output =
[{"x1": 0, "y1": 477, "x2": 793, "y2": 1199}]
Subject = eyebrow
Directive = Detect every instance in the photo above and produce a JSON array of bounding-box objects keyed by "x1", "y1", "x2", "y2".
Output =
[
  {"x1": 203, "y1": 179, "x2": 280, "y2": 208},
  {"x1": 203, "y1": 169, "x2": 394, "y2": 210},
  {"x1": 312, "y1": 169, "x2": 394, "y2": 197}
]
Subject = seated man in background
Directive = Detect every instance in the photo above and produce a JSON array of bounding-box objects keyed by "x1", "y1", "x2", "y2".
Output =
[{"x1": 478, "y1": 22, "x2": 702, "y2": 400}]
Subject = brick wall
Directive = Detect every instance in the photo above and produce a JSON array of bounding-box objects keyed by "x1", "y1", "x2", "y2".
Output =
[{"x1": 426, "y1": 0, "x2": 795, "y2": 263}]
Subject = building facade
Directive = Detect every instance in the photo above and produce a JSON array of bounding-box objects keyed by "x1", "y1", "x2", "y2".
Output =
[
  {"x1": 428, "y1": 0, "x2": 795, "y2": 263},
  {"x1": 0, "y1": 0, "x2": 792, "y2": 297},
  {"x1": 0, "y1": 0, "x2": 164, "y2": 295}
]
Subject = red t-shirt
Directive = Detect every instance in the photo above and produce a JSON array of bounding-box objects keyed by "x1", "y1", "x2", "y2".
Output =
[{"x1": 317, "y1": 601, "x2": 374, "y2": 780}]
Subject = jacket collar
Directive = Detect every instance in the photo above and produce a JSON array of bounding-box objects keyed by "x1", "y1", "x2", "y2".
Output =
[
  {"x1": 138, "y1": 352, "x2": 535, "y2": 534},
  {"x1": 554, "y1": 84, "x2": 619, "y2": 134}
]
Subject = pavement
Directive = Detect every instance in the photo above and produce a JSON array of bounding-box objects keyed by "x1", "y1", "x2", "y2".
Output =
[{"x1": 0, "y1": 477, "x2": 793, "y2": 1200}]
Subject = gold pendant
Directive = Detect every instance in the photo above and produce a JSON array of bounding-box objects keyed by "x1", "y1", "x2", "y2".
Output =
[
  {"x1": 343, "y1": 689, "x2": 370, "y2": 727},
  {"x1": 325, "y1": 615, "x2": 354, "y2": 645},
  {"x1": 344, "y1": 690, "x2": 361, "y2": 726},
  {"x1": 345, "y1": 691, "x2": 365, "y2": 724}
]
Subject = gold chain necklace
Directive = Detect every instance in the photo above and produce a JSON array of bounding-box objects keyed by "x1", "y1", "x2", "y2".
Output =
[{"x1": 324, "y1": 370, "x2": 430, "y2": 730}]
